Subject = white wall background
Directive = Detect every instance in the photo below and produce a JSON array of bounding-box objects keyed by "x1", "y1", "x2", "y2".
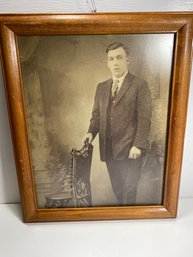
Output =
[{"x1": 0, "y1": 0, "x2": 193, "y2": 204}]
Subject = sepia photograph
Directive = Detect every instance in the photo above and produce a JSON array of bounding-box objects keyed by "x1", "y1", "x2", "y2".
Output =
[{"x1": 18, "y1": 34, "x2": 174, "y2": 208}]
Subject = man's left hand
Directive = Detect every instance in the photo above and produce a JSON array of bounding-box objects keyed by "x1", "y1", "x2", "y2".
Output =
[{"x1": 128, "y1": 146, "x2": 141, "y2": 159}]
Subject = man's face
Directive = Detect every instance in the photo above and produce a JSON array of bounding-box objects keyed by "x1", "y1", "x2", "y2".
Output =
[{"x1": 107, "y1": 47, "x2": 129, "y2": 78}]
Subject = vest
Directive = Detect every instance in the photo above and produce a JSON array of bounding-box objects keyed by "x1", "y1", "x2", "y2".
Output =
[{"x1": 105, "y1": 91, "x2": 118, "y2": 159}]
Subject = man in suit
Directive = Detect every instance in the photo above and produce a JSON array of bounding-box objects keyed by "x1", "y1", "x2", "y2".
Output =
[{"x1": 83, "y1": 42, "x2": 152, "y2": 205}]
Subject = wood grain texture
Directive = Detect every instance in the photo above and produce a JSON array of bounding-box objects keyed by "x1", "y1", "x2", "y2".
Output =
[{"x1": 0, "y1": 13, "x2": 192, "y2": 222}]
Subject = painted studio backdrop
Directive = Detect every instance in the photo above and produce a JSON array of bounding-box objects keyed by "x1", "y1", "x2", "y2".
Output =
[{"x1": 18, "y1": 34, "x2": 174, "y2": 208}]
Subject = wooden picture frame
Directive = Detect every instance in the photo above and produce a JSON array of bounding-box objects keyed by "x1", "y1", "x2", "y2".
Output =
[{"x1": 0, "y1": 13, "x2": 192, "y2": 222}]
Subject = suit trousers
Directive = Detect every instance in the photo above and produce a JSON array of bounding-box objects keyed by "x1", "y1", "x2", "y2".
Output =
[{"x1": 105, "y1": 141, "x2": 143, "y2": 205}]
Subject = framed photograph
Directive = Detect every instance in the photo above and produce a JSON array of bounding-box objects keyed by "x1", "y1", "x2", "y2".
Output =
[{"x1": 0, "y1": 13, "x2": 192, "y2": 222}]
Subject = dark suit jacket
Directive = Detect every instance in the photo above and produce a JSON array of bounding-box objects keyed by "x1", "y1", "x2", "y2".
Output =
[{"x1": 88, "y1": 71, "x2": 152, "y2": 161}]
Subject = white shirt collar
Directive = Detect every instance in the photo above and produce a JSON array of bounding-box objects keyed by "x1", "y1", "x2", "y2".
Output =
[{"x1": 112, "y1": 71, "x2": 128, "y2": 87}]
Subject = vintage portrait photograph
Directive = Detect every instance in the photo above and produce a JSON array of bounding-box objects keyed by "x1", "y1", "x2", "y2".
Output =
[{"x1": 17, "y1": 34, "x2": 174, "y2": 209}]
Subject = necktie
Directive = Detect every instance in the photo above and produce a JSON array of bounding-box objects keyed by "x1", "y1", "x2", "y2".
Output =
[{"x1": 112, "y1": 80, "x2": 119, "y2": 97}]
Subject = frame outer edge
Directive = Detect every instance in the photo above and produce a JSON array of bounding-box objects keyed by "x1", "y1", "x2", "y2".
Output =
[
  {"x1": 163, "y1": 17, "x2": 193, "y2": 217},
  {"x1": 0, "y1": 23, "x2": 37, "y2": 221}
]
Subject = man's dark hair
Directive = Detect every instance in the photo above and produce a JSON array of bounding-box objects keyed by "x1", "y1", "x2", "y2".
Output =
[{"x1": 106, "y1": 42, "x2": 129, "y2": 56}]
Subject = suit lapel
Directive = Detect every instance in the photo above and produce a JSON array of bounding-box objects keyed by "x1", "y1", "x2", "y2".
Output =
[
  {"x1": 113, "y1": 72, "x2": 134, "y2": 107},
  {"x1": 101, "y1": 78, "x2": 112, "y2": 109}
]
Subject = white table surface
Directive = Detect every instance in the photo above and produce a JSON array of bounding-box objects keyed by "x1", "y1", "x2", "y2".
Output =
[{"x1": 0, "y1": 198, "x2": 193, "y2": 257}]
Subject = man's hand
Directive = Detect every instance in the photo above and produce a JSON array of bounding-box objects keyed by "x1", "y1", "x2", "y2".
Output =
[
  {"x1": 128, "y1": 146, "x2": 141, "y2": 159},
  {"x1": 82, "y1": 133, "x2": 93, "y2": 145}
]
